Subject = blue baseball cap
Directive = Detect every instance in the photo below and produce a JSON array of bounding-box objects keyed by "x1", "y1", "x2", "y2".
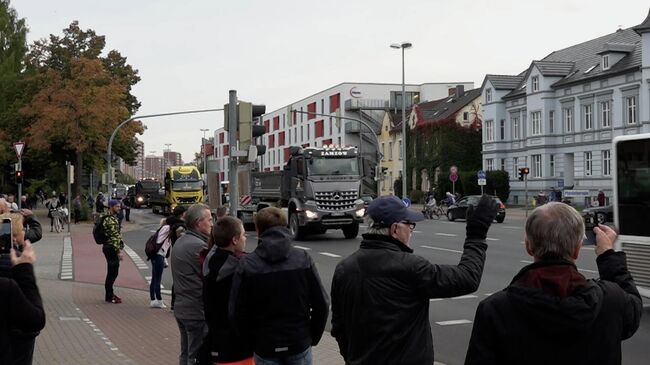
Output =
[
  {"x1": 108, "y1": 199, "x2": 121, "y2": 208},
  {"x1": 367, "y1": 195, "x2": 424, "y2": 227}
]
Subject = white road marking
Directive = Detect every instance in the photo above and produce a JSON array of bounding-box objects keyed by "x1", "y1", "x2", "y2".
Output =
[
  {"x1": 436, "y1": 319, "x2": 473, "y2": 326},
  {"x1": 452, "y1": 294, "x2": 478, "y2": 300},
  {"x1": 319, "y1": 252, "x2": 342, "y2": 258},
  {"x1": 123, "y1": 245, "x2": 150, "y2": 270},
  {"x1": 429, "y1": 298, "x2": 444, "y2": 302},
  {"x1": 435, "y1": 233, "x2": 457, "y2": 237},
  {"x1": 294, "y1": 245, "x2": 311, "y2": 250},
  {"x1": 421, "y1": 245, "x2": 463, "y2": 254},
  {"x1": 503, "y1": 226, "x2": 522, "y2": 230},
  {"x1": 60, "y1": 237, "x2": 74, "y2": 280},
  {"x1": 520, "y1": 260, "x2": 533, "y2": 264},
  {"x1": 486, "y1": 238, "x2": 500, "y2": 241}
]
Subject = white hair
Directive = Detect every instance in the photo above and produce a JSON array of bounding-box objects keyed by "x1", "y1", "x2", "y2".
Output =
[{"x1": 525, "y1": 202, "x2": 584, "y2": 260}]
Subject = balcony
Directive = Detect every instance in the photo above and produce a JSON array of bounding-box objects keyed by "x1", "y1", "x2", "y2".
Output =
[{"x1": 344, "y1": 99, "x2": 389, "y2": 111}]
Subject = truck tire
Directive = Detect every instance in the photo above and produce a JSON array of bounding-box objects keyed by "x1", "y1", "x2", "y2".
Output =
[
  {"x1": 289, "y1": 213, "x2": 306, "y2": 241},
  {"x1": 343, "y1": 222, "x2": 359, "y2": 239}
]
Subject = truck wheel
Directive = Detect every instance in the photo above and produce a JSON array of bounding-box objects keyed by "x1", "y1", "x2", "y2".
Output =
[
  {"x1": 289, "y1": 213, "x2": 305, "y2": 241},
  {"x1": 343, "y1": 222, "x2": 359, "y2": 239}
]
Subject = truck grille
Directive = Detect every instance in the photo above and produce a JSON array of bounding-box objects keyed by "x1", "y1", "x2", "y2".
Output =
[
  {"x1": 177, "y1": 197, "x2": 198, "y2": 204},
  {"x1": 315, "y1": 190, "x2": 357, "y2": 211},
  {"x1": 622, "y1": 241, "x2": 650, "y2": 288}
]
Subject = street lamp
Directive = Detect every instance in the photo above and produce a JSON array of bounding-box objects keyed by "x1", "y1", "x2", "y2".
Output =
[
  {"x1": 390, "y1": 41, "x2": 412, "y2": 199},
  {"x1": 200, "y1": 128, "x2": 209, "y2": 178},
  {"x1": 164, "y1": 143, "x2": 171, "y2": 179}
]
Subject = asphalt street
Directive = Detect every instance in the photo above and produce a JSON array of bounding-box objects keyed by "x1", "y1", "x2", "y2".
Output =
[{"x1": 121, "y1": 207, "x2": 650, "y2": 365}]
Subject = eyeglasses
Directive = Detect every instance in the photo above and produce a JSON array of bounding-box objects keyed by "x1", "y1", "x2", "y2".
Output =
[{"x1": 400, "y1": 221, "x2": 416, "y2": 232}]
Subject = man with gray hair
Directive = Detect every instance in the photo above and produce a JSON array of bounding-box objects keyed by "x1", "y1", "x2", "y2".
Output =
[
  {"x1": 170, "y1": 203, "x2": 213, "y2": 365},
  {"x1": 465, "y1": 202, "x2": 642, "y2": 365}
]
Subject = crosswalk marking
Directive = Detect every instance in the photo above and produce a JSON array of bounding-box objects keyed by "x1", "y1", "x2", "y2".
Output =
[
  {"x1": 421, "y1": 245, "x2": 463, "y2": 254},
  {"x1": 60, "y1": 237, "x2": 73, "y2": 280},
  {"x1": 436, "y1": 319, "x2": 472, "y2": 326},
  {"x1": 123, "y1": 245, "x2": 150, "y2": 270}
]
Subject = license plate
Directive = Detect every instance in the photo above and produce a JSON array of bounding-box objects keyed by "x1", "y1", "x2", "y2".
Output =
[{"x1": 331, "y1": 212, "x2": 345, "y2": 216}]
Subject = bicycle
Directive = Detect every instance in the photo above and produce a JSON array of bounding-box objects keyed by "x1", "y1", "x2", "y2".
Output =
[{"x1": 51, "y1": 208, "x2": 67, "y2": 233}]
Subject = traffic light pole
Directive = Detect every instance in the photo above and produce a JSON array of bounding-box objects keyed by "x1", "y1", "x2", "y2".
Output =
[
  {"x1": 524, "y1": 174, "x2": 529, "y2": 217},
  {"x1": 228, "y1": 90, "x2": 239, "y2": 217},
  {"x1": 17, "y1": 158, "x2": 22, "y2": 210}
]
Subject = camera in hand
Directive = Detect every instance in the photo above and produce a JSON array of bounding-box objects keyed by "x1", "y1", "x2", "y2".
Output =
[{"x1": 0, "y1": 218, "x2": 12, "y2": 254}]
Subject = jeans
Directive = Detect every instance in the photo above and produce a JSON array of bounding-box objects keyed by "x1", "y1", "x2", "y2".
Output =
[
  {"x1": 254, "y1": 348, "x2": 312, "y2": 365},
  {"x1": 150, "y1": 254, "x2": 165, "y2": 300},
  {"x1": 102, "y1": 245, "x2": 120, "y2": 300},
  {"x1": 176, "y1": 317, "x2": 207, "y2": 365}
]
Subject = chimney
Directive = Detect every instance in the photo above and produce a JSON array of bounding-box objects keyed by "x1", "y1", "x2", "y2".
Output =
[{"x1": 456, "y1": 85, "x2": 465, "y2": 98}]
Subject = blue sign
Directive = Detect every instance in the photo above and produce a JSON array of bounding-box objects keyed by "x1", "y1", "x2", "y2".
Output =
[
  {"x1": 477, "y1": 170, "x2": 486, "y2": 179},
  {"x1": 558, "y1": 179, "x2": 564, "y2": 188},
  {"x1": 402, "y1": 198, "x2": 411, "y2": 208}
]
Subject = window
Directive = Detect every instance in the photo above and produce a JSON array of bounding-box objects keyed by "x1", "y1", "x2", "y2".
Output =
[
  {"x1": 381, "y1": 143, "x2": 385, "y2": 160},
  {"x1": 512, "y1": 116, "x2": 520, "y2": 139},
  {"x1": 531, "y1": 111, "x2": 542, "y2": 135},
  {"x1": 307, "y1": 102, "x2": 316, "y2": 120},
  {"x1": 626, "y1": 96, "x2": 637, "y2": 124},
  {"x1": 602, "y1": 54, "x2": 610, "y2": 70},
  {"x1": 584, "y1": 151, "x2": 592, "y2": 176},
  {"x1": 501, "y1": 158, "x2": 506, "y2": 171},
  {"x1": 513, "y1": 157, "x2": 519, "y2": 178},
  {"x1": 500, "y1": 119, "x2": 505, "y2": 140},
  {"x1": 485, "y1": 88, "x2": 492, "y2": 103},
  {"x1": 485, "y1": 120, "x2": 494, "y2": 142},
  {"x1": 329, "y1": 93, "x2": 340, "y2": 113},
  {"x1": 398, "y1": 140, "x2": 403, "y2": 160},
  {"x1": 532, "y1": 155, "x2": 542, "y2": 178},
  {"x1": 388, "y1": 141, "x2": 393, "y2": 160},
  {"x1": 273, "y1": 116, "x2": 280, "y2": 131},
  {"x1": 583, "y1": 104, "x2": 593, "y2": 130},
  {"x1": 602, "y1": 150, "x2": 611, "y2": 176},
  {"x1": 549, "y1": 111, "x2": 555, "y2": 133},
  {"x1": 486, "y1": 159, "x2": 494, "y2": 171},
  {"x1": 532, "y1": 76, "x2": 539, "y2": 92},
  {"x1": 463, "y1": 112, "x2": 469, "y2": 121},
  {"x1": 315, "y1": 120, "x2": 324, "y2": 138},
  {"x1": 564, "y1": 107, "x2": 574, "y2": 132},
  {"x1": 550, "y1": 155, "x2": 555, "y2": 177},
  {"x1": 600, "y1": 101, "x2": 611, "y2": 127}
]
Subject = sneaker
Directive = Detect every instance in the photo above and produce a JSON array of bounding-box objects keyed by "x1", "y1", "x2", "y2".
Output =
[
  {"x1": 158, "y1": 300, "x2": 167, "y2": 309},
  {"x1": 109, "y1": 295, "x2": 122, "y2": 304},
  {"x1": 150, "y1": 300, "x2": 159, "y2": 308}
]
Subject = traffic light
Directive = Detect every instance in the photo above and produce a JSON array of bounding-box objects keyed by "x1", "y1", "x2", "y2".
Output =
[
  {"x1": 15, "y1": 170, "x2": 23, "y2": 184},
  {"x1": 238, "y1": 101, "x2": 267, "y2": 162},
  {"x1": 518, "y1": 167, "x2": 530, "y2": 181}
]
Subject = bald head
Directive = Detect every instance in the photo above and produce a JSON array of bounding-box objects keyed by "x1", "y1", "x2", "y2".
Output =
[{"x1": 525, "y1": 202, "x2": 585, "y2": 261}]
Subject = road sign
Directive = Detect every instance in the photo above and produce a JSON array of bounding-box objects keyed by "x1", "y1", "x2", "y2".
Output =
[
  {"x1": 402, "y1": 198, "x2": 411, "y2": 207},
  {"x1": 564, "y1": 189, "x2": 590, "y2": 197},
  {"x1": 450, "y1": 165, "x2": 458, "y2": 175},
  {"x1": 240, "y1": 195, "x2": 252, "y2": 205},
  {"x1": 477, "y1": 170, "x2": 486, "y2": 179},
  {"x1": 478, "y1": 178, "x2": 486, "y2": 186},
  {"x1": 449, "y1": 174, "x2": 458, "y2": 182},
  {"x1": 14, "y1": 141, "x2": 25, "y2": 159}
]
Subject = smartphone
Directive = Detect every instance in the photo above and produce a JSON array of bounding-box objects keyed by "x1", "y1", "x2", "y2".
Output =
[{"x1": 0, "y1": 218, "x2": 12, "y2": 254}]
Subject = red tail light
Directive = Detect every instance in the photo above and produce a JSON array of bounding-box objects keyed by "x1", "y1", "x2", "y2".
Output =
[{"x1": 499, "y1": 202, "x2": 506, "y2": 209}]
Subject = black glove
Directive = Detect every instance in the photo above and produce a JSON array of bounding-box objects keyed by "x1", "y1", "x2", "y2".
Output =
[{"x1": 466, "y1": 195, "x2": 498, "y2": 240}]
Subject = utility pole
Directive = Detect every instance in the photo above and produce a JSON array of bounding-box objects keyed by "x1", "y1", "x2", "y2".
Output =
[
  {"x1": 200, "y1": 128, "x2": 210, "y2": 187},
  {"x1": 228, "y1": 90, "x2": 239, "y2": 217}
]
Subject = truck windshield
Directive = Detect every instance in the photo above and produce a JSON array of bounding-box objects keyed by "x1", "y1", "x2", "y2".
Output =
[
  {"x1": 171, "y1": 181, "x2": 203, "y2": 191},
  {"x1": 307, "y1": 157, "x2": 359, "y2": 176},
  {"x1": 138, "y1": 181, "x2": 160, "y2": 190}
]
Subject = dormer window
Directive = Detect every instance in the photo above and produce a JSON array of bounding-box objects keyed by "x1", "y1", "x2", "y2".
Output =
[
  {"x1": 602, "y1": 54, "x2": 610, "y2": 70},
  {"x1": 485, "y1": 88, "x2": 492, "y2": 103},
  {"x1": 532, "y1": 76, "x2": 539, "y2": 92}
]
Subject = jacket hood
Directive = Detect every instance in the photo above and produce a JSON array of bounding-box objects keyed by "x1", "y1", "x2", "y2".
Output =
[
  {"x1": 256, "y1": 226, "x2": 294, "y2": 263},
  {"x1": 507, "y1": 260, "x2": 603, "y2": 333}
]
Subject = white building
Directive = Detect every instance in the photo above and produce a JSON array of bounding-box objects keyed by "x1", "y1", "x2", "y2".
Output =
[
  {"x1": 481, "y1": 11, "x2": 650, "y2": 205},
  {"x1": 213, "y1": 81, "x2": 473, "y2": 182}
]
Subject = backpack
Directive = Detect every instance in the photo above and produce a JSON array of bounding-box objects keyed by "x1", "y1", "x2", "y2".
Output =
[
  {"x1": 93, "y1": 215, "x2": 110, "y2": 245},
  {"x1": 145, "y1": 225, "x2": 170, "y2": 260}
]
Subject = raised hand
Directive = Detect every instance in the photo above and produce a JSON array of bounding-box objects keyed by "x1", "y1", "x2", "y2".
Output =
[{"x1": 466, "y1": 195, "x2": 498, "y2": 240}]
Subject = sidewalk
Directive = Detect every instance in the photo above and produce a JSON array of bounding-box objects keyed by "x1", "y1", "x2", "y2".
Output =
[{"x1": 30, "y1": 209, "x2": 349, "y2": 365}]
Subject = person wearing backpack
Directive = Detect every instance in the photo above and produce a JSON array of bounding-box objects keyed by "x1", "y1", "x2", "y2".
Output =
[
  {"x1": 101, "y1": 200, "x2": 124, "y2": 304},
  {"x1": 147, "y1": 222, "x2": 172, "y2": 308}
]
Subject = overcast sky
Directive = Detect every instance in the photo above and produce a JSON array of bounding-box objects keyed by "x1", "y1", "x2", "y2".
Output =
[{"x1": 14, "y1": 0, "x2": 650, "y2": 162}]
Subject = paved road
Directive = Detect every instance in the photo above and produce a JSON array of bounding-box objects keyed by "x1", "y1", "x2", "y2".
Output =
[{"x1": 121, "y1": 207, "x2": 650, "y2": 365}]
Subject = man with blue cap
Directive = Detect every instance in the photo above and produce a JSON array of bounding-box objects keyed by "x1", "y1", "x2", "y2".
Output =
[{"x1": 331, "y1": 194, "x2": 497, "y2": 365}]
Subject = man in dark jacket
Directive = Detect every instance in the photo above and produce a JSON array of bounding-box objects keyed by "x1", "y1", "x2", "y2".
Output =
[
  {"x1": 465, "y1": 202, "x2": 642, "y2": 365},
  {"x1": 102, "y1": 199, "x2": 124, "y2": 304},
  {"x1": 231, "y1": 207, "x2": 329, "y2": 365},
  {"x1": 331, "y1": 194, "x2": 496, "y2": 365}
]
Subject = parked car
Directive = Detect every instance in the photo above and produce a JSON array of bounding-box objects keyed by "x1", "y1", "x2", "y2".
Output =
[
  {"x1": 582, "y1": 205, "x2": 613, "y2": 224},
  {"x1": 447, "y1": 195, "x2": 506, "y2": 223}
]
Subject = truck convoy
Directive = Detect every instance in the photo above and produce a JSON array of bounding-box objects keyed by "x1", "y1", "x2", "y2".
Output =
[
  {"x1": 127, "y1": 178, "x2": 161, "y2": 208},
  {"x1": 150, "y1": 165, "x2": 204, "y2": 215},
  {"x1": 237, "y1": 145, "x2": 367, "y2": 240}
]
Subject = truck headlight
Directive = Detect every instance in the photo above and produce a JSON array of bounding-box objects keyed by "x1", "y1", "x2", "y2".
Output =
[
  {"x1": 137, "y1": 197, "x2": 144, "y2": 202},
  {"x1": 305, "y1": 210, "x2": 318, "y2": 219},
  {"x1": 355, "y1": 208, "x2": 365, "y2": 217}
]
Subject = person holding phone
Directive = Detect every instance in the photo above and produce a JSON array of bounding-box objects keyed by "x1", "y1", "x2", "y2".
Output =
[{"x1": 0, "y1": 213, "x2": 46, "y2": 365}]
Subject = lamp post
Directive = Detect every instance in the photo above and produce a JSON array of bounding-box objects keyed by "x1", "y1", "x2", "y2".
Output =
[
  {"x1": 200, "y1": 128, "x2": 209, "y2": 177},
  {"x1": 164, "y1": 143, "x2": 171, "y2": 180},
  {"x1": 390, "y1": 41, "x2": 412, "y2": 199}
]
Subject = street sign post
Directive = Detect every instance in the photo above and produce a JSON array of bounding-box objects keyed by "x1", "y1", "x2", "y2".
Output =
[
  {"x1": 449, "y1": 173, "x2": 458, "y2": 195},
  {"x1": 477, "y1": 170, "x2": 486, "y2": 194},
  {"x1": 14, "y1": 141, "x2": 25, "y2": 209}
]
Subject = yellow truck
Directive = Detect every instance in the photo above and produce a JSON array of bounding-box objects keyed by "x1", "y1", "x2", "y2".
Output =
[{"x1": 150, "y1": 166, "x2": 204, "y2": 215}]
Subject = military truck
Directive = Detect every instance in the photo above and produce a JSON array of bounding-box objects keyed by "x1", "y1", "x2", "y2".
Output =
[
  {"x1": 150, "y1": 166, "x2": 204, "y2": 215},
  {"x1": 128, "y1": 178, "x2": 161, "y2": 208},
  {"x1": 239, "y1": 145, "x2": 366, "y2": 240}
]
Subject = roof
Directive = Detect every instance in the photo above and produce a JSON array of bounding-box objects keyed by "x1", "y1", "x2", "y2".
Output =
[
  {"x1": 634, "y1": 8, "x2": 650, "y2": 34},
  {"x1": 484, "y1": 74, "x2": 524, "y2": 90},
  {"x1": 533, "y1": 61, "x2": 575, "y2": 76},
  {"x1": 414, "y1": 88, "x2": 482, "y2": 126}
]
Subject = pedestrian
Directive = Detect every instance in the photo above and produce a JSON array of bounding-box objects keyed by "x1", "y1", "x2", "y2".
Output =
[
  {"x1": 464, "y1": 202, "x2": 642, "y2": 365},
  {"x1": 7, "y1": 194, "x2": 19, "y2": 211},
  {"x1": 73, "y1": 194, "x2": 82, "y2": 224},
  {"x1": 597, "y1": 189, "x2": 606, "y2": 206},
  {"x1": 549, "y1": 187, "x2": 557, "y2": 202},
  {"x1": 121, "y1": 196, "x2": 131, "y2": 222},
  {"x1": 149, "y1": 221, "x2": 172, "y2": 309},
  {"x1": 203, "y1": 216, "x2": 254, "y2": 365},
  {"x1": 95, "y1": 192, "x2": 106, "y2": 214},
  {"x1": 166, "y1": 205, "x2": 188, "y2": 311},
  {"x1": 58, "y1": 192, "x2": 67, "y2": 207},
  {"x1": 45, "y1": 193, "x2": 60, "y2": 232},
  {"x1": 102, "y1": 199, "x2": 124, "y2": 304},
  {"x1": 230, "y1": 207, "x2": 329, "y2": 365},
  {"x1": 171, "y1": 204, "x2": 212, "y2": 365},
  {"x1": 87, "y1": 194, "x2": 94, "y2": 211},
  {"x1": 331, "y1": 195, "x2": 497, "y2": 365},
  {"x1": 0, "y1": 218, "x2": 46, "y2": 365}
]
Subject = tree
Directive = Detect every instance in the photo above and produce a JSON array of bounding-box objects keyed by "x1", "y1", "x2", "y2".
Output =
[{"x1": 23, "y1": 21, "x2": 144, "y2": 194}]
